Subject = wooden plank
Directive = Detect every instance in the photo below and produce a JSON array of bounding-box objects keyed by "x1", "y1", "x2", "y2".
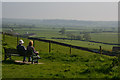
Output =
[{"x1": 11, "y1": 54, "x2": 20, "y2": 56}]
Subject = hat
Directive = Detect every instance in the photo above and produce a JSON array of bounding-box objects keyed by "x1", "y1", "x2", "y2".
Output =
[{"x1": 19, "y1": 39, "x2": 24, "y2": 44}]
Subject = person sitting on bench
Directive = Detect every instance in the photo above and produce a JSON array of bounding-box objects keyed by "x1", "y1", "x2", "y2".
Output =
[
  {"x1": 27, "y1": 40, "x2": 40, "y2": 62},
  {"x1": 16, "y1": 39, "x2": 27, "y2": 62}
]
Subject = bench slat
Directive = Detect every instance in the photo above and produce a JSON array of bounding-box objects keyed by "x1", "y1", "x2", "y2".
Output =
[{"x1": 11, "y1": 54, "x2": 20, "y2": 56}]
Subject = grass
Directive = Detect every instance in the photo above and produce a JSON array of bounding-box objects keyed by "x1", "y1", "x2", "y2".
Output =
[
  {"x1": 2, "y1": 35, "x2": 120, "y2": 78},
  {"x1": 91, "y1": 32, "x2": 118, "y2": 44},
  {"x1": 2, "y1": 52, "x2": 120, "y2": 78}
]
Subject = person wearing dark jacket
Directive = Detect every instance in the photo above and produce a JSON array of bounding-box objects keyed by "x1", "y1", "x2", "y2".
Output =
[{"x1": 16, "y1": 39, "x2": 26, "y2": 62}]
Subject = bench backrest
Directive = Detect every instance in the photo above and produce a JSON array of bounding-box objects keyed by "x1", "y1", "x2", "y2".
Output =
[
  {"x1": 3, "y1": 47, "x2": 18, "y2": 55},
  {"x1": 3, "y1": 47, "x2": 35, "y2": 57}
]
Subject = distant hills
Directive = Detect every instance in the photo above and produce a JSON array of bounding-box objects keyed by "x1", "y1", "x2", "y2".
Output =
[{"x1": 2, "y1": 18, "x2": 117, "y2": 27}]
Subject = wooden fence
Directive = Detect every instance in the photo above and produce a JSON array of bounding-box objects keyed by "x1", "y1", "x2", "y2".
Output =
[{"x1": 2, "y1": 32, "x2": 102, "y2": 54}]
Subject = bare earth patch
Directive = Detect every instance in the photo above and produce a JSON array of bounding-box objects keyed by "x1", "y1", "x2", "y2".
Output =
[{"x1": 15, "y1": 60, "x2": 44, "y2": 64}]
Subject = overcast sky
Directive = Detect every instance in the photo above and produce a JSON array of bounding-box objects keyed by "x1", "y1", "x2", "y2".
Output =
[{"x1": 2, "y1": 2, "x2": 118, "y2": 21}]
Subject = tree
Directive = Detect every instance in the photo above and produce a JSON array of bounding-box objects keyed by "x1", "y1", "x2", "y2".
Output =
[
  {"x1": 112, "y1": 27, "x2": 115, "y2": 31},
  {"x1": 99, "y1": 29, "x2": 103, "y2": 33},
  {"x1": 71, "y1": 35, "x2": 75, "y2": 40},
  {"x1": 80, "y1": 31, "x2": 86, "y2": 34},
  {"x1": 83, "y1": 33, "x2": 91, "y2": 41},
  {"x1": 52, "y1": 27, "x2": 55, "y2": 29},
  {"x1": 66, "y1": 33, "x2": 75, "y2": 40},
  {"x1": 76, "y1": 35, "x2": 82, "y2": 40},
  {"x1": 59, "y1": 27, "x2": 65, "y2": 35},
  {"x1": 92, "y1": 29, "x2": 98, "y2": 33}
]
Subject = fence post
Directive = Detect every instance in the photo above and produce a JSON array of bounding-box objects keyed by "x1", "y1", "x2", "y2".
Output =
[
  {"x1": 33, "y1": 39, "x2": 35, "y2": 48},
  {"x1": 70, "y1": 46, "x2": 72, "y2": 54},
  {"x1": 99, "y1": 46, "x2": 102, "y2": 55},
  {"x1": 49, "y1": 41, "x2": 51, "y2": 53},
  {"x1": 17, "y1": 35, "x2": 19, "y2": 46},
  {"x1": 2, "y1": 32, "x2": 5, "y2": 42}
]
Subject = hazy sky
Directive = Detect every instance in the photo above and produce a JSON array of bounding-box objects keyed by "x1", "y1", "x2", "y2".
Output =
[
  {"x1": 2, "y1": 2, "x2": 118, "y2": 21},
  {"x1": 2, "y1": 0, "x2": 119, "y2": 2}
]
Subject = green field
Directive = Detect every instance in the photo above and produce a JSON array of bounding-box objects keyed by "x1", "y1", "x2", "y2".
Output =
[
  {"x1": 48, "y1": 39, "x2": 115, "y2": 51},
  {"x1": 3, "y1": 27, "x2": 118, "y2": 44},
  {"x1": 2, "y1": 35, "x2": 120, "y2": 78},
  {"x1": 91, "y1": 32, "x2": 118, "y2": 44}
]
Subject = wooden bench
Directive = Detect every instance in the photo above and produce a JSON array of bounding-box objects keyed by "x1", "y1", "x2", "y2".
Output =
[{"x1": 3, "y1": 47, "x2": 39, "y2": 64}]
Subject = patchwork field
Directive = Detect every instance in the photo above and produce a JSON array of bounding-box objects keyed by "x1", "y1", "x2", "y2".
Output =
[{"x1": 3, "y1": 27, "x2": 118, "y2": 44}]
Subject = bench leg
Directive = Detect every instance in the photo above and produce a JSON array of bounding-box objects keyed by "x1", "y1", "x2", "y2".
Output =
[
  {"x1": 31, "y1": 57, "x2": 34, "y2": 64},
  {"x1": 31, "y1": 56, "x2": 39, "y2": 64},
  {"x1": 4, "y1": 54, "x2": 7, "y2": 60},
  {"x1": 31, "y1": 61, "x2": 34, "y2": 64},
  {"x1": 37, "y1": 58, "x2": 38, "y2": 64},
  {"x1": 9, "y1": 55, "x2": 11, "y2": 60}
]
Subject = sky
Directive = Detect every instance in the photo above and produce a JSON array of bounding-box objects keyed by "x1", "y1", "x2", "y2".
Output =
[
  {"x1": 2, "y1": 0, "x2": 119, "y2": 2},
  {"x1": 2, "y1": 2, "x2": 118, "y2": 21}
]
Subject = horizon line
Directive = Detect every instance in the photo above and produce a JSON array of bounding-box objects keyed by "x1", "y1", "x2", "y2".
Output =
[{"x1": 2, "y1": 17, "x2": 118, "y2": 22}]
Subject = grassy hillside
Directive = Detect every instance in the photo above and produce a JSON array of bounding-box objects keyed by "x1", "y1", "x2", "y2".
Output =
[{"x1": 2, "y1": 35, "x2": 120, "y2": 78}]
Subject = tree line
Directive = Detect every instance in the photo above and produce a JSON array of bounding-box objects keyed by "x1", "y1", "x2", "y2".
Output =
[{"x1": 59, "y1": 27, "x2": 91, "y2": 41}]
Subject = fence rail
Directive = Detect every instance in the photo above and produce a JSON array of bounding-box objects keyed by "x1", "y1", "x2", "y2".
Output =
[
  {"x1": 2, "y1": 32, "x2": 111, "y2": 55},
  {"x1": 28, "y1": 37, "x2": 95, "y2": 53}
]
